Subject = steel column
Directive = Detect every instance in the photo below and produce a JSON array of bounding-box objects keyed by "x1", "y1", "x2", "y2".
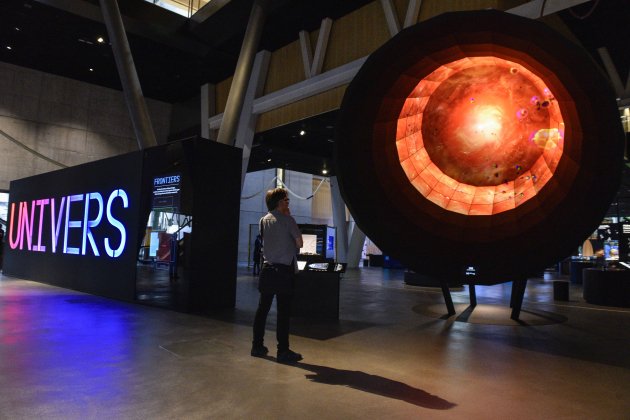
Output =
[
  {"x1": 217, "y1": 0, "x2": 270, "y2": 146},
  {"x1": 99, "y1": 0, "x2": 157, "y2": 149}
]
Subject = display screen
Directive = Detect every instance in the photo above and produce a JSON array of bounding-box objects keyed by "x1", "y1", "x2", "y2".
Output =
[
  {"x1": 396, "y1": 56, "x2": 564, "y2": 215},
  {"x1": 152, "y1": 173, "x2": 181, "y2": 211},
  {"x1": 300, "y1": 234, "x2": 318, "y2": 255}
]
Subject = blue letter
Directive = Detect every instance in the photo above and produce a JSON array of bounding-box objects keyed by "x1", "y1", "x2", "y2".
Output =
[
  {"x1": 82, "y1": 192, "x2": 103, "y2": 256},
  {"x1": 63, "y1": 194, "x2": 84, "y2": 255},
  {"x1": 104, "y1": 189, "x2": 128, "y2": 258},
  {"x1": 50, "y1": 197, "x2": 66, "y2": 253}
]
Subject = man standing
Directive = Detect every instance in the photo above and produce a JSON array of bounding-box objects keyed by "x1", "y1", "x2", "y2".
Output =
[{"x1": 252, "y1": 188, "x2": 303, "y2": 363}]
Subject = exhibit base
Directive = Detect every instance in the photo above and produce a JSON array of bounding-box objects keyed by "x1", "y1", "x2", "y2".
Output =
[
  {"x1": 439, "y1": 278, "x2": 529, "y2": 320},
  {"x1": 583, "y1": 268, "x2": 630, "y2": 308}
]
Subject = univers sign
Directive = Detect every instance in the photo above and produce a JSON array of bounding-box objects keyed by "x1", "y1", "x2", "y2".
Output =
[{"x1": 7, "y1": 189, "x2": 129, "y2": 258}]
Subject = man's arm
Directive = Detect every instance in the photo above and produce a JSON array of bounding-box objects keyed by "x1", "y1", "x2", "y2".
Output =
[{"x1": 289, "y1": 217, "x2": 303, "y2": 249}]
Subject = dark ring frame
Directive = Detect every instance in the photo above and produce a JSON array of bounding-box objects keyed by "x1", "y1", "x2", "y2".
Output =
[{"x1": 335, "y1": 10, "x2": 624, "y2": 285}]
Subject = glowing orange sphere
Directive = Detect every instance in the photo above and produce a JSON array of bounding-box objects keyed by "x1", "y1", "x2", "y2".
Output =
[{"x1": 396, "y1": 57, "x2": 565, "y2": 215}]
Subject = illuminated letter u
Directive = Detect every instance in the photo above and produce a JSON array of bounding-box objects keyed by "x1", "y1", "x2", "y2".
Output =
[{"x1": 8, "y1": 202, "x2": 21, "y2": 249}]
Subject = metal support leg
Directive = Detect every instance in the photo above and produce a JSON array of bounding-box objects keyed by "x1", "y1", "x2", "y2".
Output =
[
  {"x1": 469, "y1": 282, "x2": 477, "y2": 307},
  {"x1": 440, "y1": 280, "x2": 456, "y2": 316},
  {"x1": 510, "y1": 278, "x2": 527, "y2": 320}
]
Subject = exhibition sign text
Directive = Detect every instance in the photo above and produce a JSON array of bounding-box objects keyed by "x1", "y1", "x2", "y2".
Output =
[{"x1": 7, "y1": 189, "x2": 129, "y2": 258}]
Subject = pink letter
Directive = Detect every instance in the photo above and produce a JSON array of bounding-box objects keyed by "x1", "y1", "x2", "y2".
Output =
[
  {"x1": 50, "y1": 197, "x2": 66, "y2": 254},
  {"x1": 8, "y1": 202, "x2": 22, "y2": 249},
  {"x1": 35, "y1": 199, "x2": 49, "y2": 252}
]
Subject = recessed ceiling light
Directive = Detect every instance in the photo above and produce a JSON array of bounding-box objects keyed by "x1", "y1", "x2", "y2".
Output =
[
  {"x1": 6, "y1": 46, "x2": 12, "y2": 50},
  {"x1": 267, "y1": 158, "x2": 272, "y2": 162},
  {"x1": 299, "y1": 130, "x2": 305, "y2": 136},
  {"x1": 97, "y1": 36, "x2": 105, "y2": 43},
  {"x1": 327, "y1": 138, "x2": 334, "y2": 143},
  {"x1": 14, "y1": 27, "x2": 20, "y2": 31},
  {"x1": 89, "y1": 68, "x2": 94, "y2": 72},
  {"x1": 322, "y1": 169, "x2": 328, "y2": 175}
]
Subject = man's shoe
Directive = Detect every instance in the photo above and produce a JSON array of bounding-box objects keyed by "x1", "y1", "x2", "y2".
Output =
[
  {"x1": 251, "y1": 345, "x2": 269, "y2": 357},
  {"x1": 277, "y1": 349, "x2": 302, "y2": 363}
]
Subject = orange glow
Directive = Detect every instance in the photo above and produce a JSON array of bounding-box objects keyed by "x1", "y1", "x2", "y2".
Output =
[{"x1": 397, "y1": 57, "x2": 564, "y2": 215}]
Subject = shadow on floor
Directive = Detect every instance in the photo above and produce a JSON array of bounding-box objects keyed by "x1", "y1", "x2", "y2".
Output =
[
  {"x1": 295, "y1": 362, "x2": 456, "y2": 410},
  {"x1": 210, "y1": 309, "x2": 379, "y2": 341}
]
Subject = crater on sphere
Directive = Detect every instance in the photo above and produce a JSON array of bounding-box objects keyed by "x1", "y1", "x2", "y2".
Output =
[{"x1": 421, "y1": 65, "x2": 550, "y2": 186}]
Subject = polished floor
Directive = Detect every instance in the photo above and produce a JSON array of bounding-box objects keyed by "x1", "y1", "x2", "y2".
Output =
[{"x1": 1, "y1": 266, "x2": 629, "y2": 419}]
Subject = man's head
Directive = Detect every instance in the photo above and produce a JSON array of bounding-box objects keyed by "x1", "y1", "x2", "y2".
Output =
[{"x1": 265, "y1": 188, "x2": 290, "y2": 212}]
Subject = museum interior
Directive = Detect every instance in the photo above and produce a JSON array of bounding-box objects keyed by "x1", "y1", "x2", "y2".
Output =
[{"x1": 1, "y1": 0, "x2": 630, "y2": 418}]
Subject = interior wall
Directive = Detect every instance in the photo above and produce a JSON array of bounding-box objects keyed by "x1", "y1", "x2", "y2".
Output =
[
  {"x1": 239, "y1": 168, "x2": 277, "y2": 265},
  {"x1": 0, "y1": 61, "x2": 172, "y2": 191},
  {"x1": 311, "y1": 177, "x2": 333, "y2": 225}
]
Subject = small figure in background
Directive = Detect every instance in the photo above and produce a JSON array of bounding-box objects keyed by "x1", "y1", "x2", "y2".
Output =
[{"x1": 253, "y1": 234, "x2": 262, "y2": 276}]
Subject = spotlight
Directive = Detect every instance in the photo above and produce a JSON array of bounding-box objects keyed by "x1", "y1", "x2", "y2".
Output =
[
  {"x1": 299, "y1": 130, "x2": 306, "y2": 136},
  {"x1": 97, "y1": 36, "x2": 105, "y2": 43},
  {"x1": 6, "y1": 46, "x2": 12, "y2": 50},
  {"x1": 322, "y1": 169, "x2": 328, "y2": 175},
  {"x1": 89, "y1": 68, "x2": 94, "y2": 72}
]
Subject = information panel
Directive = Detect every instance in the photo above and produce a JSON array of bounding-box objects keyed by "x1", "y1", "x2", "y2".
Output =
[{"x1": 152, "y1": 173, "x2": 181, "y2": 211}]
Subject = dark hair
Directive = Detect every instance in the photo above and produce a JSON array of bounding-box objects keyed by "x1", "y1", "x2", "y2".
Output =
[{"x1": 265, "y1": 188, "x2": 287, "y2": 211}]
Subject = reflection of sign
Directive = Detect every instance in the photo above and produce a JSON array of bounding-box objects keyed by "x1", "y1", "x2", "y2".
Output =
[{"x1": 153, "y1": 174, "x2": 181, "y2": 210}]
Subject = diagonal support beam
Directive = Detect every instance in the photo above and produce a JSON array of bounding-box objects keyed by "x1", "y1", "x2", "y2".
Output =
[
  {"x1": 380, "y1": 0, "x2": 401, "y2": 37},
  {"x1": 403, "y1": 0, "x2": 422, "y2": 28},
  {"x1": 299, "y1": 30, "x2": 313, "y2": 78},
  {"x1": 311, "y1": 18, "x2": 333, "y2": 77},
  {"x1": 208, "y1": 56, "x2": 367, "y2": 129},
  {"x1": 234, "y1": 51, "x2": 272, "y2": 189},
  {"x1": 598, "y1": 47, "x2": 627, "y2": 98},
  {"x1": 217, "y1": 0, "x2": 270, "y2": 146},
  {"x1": 99, "y1": 0, "x2": 157, "y2": 149},
  {"x1": 506, "y1": 0, "x2": 591, "y2": 18}
]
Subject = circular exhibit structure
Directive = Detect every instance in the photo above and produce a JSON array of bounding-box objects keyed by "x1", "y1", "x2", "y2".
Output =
[{"x1": 335, "y1": 10, "x2": 624, "y2": 287}]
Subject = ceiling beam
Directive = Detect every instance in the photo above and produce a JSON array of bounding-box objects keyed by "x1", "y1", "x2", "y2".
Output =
[
  {"x1": 506, "y1": 0, "x2": 592, "y2": 18},
  {"x1": 208, "y1": 56, "x2": 367, "y2": 129},
  {"x1": 209, "y1": 0, "x2": 600, "y2": 129}
]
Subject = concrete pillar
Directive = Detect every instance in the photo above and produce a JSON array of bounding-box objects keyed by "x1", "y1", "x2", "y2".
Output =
[
  {"x1": 99, "y1": 0, "x2": 157, "y2": 149},
  {"x1": 217, "y1": 0, "x2": 270, "y2": 146},
  {"x1": 234, "y1": 50, "x2": 271, "y2": 189},
  {"x1": 200, "y1": 83, "x2": 216, "y2": 140},
  {"x1": 347, "y1": 221, "x2": 366, "y2": 268},
  {"x1": 330, "y1": 176, "x2": 348, "y2": 263}
]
